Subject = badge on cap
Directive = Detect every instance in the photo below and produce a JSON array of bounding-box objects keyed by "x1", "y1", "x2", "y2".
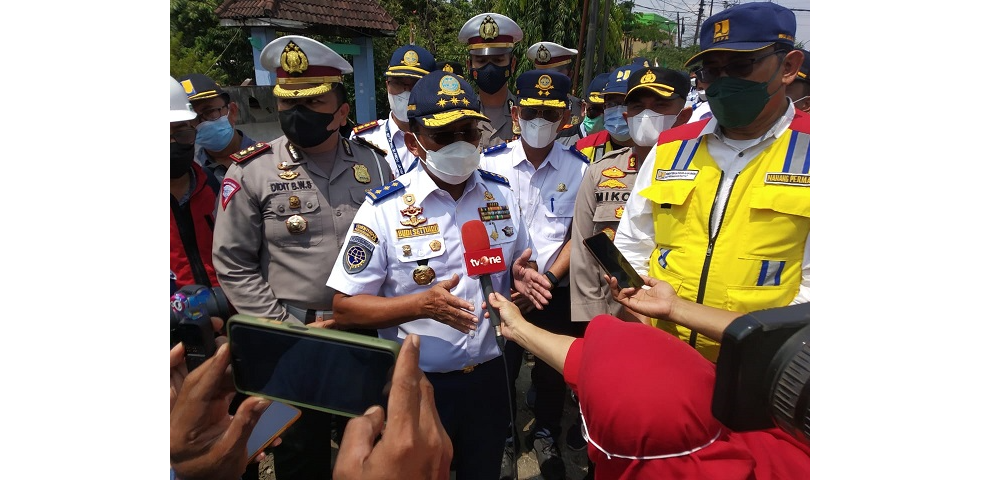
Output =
[
  {"x1": 286, "y1": 215, "x2": 308, "y2": 234},
  {"x1": 641, "y1": 70, "x2": 656, "y2": 84},
  {"x1": 280, "y1": 41, "x2": 310, "y2": 75},
  {"x1": 402, "y1": 50, "x2": 419, "y2": 67},
  {"x1": 480, "y1": 15, "x2": 499, "y2": 40},
  {"x1": 536, "y1": 45, "x2": 552, "y2": 63},
  {"x1": 353, "y1": 164, "x2": 371, "y2": 184},
  {"x1": 536, "y1": 75, "x2": 554, "y2": 96},
  {"x1": 443, "y1": 63, "x2": 454, "y2": 73},
  {"x1": 438, "y1": 75, "x2": 464, "y2": 96}
]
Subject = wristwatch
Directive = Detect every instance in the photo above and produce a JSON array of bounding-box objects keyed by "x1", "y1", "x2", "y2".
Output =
[{"x1": 544, "y1": 271, "x2": 559, "y2": 290}]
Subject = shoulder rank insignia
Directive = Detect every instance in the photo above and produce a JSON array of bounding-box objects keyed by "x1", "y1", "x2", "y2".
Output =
[
  {"x1": 567, "y1": 145, "x2": 590, "y2": 164},
  {"x1": 482, "y1": 142, "x2": 507, "y2": 155},
  {"x1": 365, "y1": 179, "x2": 406, "y2": 203},
  {"x1": 352, "y1": 136, "x2": 388, "y2": 157},
  {"x1": 601, "y1": 166, "x2": 627, "y2": 179},
  {"x1": 352, "y1": 119, "x2": 381, "y2": 134},
  {"x1": 230, "y1": 142, "x2": 271, "y2": 163},
  {"x1": 478, "y1": 169, "x2": 510, "y2": 186}
]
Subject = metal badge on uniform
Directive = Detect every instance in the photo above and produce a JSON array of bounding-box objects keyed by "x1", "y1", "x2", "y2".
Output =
[
  {"x1": 429, "y1": 240, "x2": 442, "y2": 252},
  {"x1": 615, "y1": 206, "x2": 625, "y2": 219},
  {"x1": 601, "y1": 227, "x2": 616, "y2": 240},
  {"x1": 490, "y1": 228, "x2": 499, "y2": 241},
  {"x1": 557, "y1": 183, "x2": 567, "y2": 192},
  {"x1": 402, "y1": 245, "x2": 412, "y2": 257},
  {"x1": 342, "y1": 138, "x2": 353, "y2": 156},
  {"x1": 353, "y1": 164, "x2": 371, "y2": 184},
  {"x1": 413, "y1": 266, "x2": 436, "y2": 285},
  {"x1": 289, "y1": 196, "x2": 301, "y2": 209},
  {"x1": 627, "y1": 154, "x2": 638, "y2": 171},
  {"x1": 502, "y1": 226, "x2": 514, "y2": 237},
  {"x1": 400, "y1": 205, "x2": 426, "y2": 227},
  {"x1": 279, "y1": 170, "x2": 299, "y2": 180},
  {"x1": 403, "y1": 193, "x2": 415, "y2": 205},
  {"x1": 285, "y1": 215, "x2": 308, "y2": 234},
  {"x1": 278, "y1": 161, "x2": 293, "y2": 170},
  {"x1": 287, "y1": 143, "x2": 303, "y2": 161},
  {"x1": 484, "y1": 191, "x2": 494, "y2": 201}
]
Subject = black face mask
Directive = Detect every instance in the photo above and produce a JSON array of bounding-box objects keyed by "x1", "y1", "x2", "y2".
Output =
[
  {"x1": 170, "y1": 142, "x2": 195, "y2": 179},
  {"x1": 471, "y1": 62, "x2": 510, "y2": 94},
  {"x1": 278, "y1": 105, "x2": 340, "y2": 148}
]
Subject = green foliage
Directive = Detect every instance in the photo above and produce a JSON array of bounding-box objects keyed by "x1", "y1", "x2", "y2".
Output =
[
  {"x1": 634, "y1": 44, "x2": 701, "y2": 72},
  {"x1": 170, "y1": 0, "x2": 253, "y2": 84}
]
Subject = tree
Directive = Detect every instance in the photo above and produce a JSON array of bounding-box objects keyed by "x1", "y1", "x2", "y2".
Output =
[{"x1": 170, "y1": 0, "x2": 253, "y2": 84}]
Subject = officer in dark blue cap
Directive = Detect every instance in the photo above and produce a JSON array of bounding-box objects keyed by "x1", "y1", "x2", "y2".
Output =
[
  {"x1": 614, "y1": 2, "x2": 810, "y2": 363},
  {"x1": 326, "y1": 70, "x2": 553, "y2": 480},
  {"x1": 575, "y1": 62, "x2": 645, "y2": 164},
  {"x1": 351, "y1": 44, "x2": 436, "y2": 176},
  {"x1": 480, "y1": 69, "x2": 589, "y2": 480},
  {"x1": 557, "y1": 72, "x2": 609, "y2": 146},
  {"x1": 178, "y1": 73, "x2": 256, "y2": 180}
]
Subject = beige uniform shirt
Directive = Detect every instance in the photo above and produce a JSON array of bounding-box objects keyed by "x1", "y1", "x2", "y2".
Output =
[
  {"x1": 477, "y1": 91, "x2": 520, "y2": 150},
  {"x1": 569, "y1": 146, "x2": 643, "y2": 322},
  {"x1": 213, "y1": 135, "x2": 392, "y2": 325}
]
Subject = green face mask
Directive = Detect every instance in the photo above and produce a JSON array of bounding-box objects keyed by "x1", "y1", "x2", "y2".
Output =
[
  {"x1": 581, "y1": 114, "x2": 603, "y2": 134},
  {"x1": 705, "y1": 62, "x2": 783, "y2": 129}
]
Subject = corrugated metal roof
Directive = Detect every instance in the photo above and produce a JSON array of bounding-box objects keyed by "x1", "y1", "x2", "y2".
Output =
[{"x1": 215, "y1": 0, "x2": 398, "y2": 35}]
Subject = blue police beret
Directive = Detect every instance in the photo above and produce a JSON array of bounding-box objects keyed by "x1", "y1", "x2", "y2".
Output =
[
  {"x1": 516, "y1": 70, "x2": 571, "y2": 108},
  {"x1": 407, "y1": 71, "x2": 490, "y2": 128},
  {"x1": 686, "y1": 2, "x2": 797, "y2": 67},
  {"x1": 385, "y1": 45, "x2": 436, "y2": 79}
]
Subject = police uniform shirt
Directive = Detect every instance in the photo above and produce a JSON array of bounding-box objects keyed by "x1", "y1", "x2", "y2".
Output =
[
  {"x1": 326, "y1": 164, "x2": 535, "y2": 373},
  {"x1": 479, "y1": 139, "x2": 587, "y2": 277},
  {"x1": 350, "y1": 116, "x2": 417, "y2": 177},
  {"x1": 477, "y1": 91, "x2": 520, "y2": 150},
  {"x1": 568, "y1": 146, "x2": 642, "y2": 321},
  {"x1": 194, "y1": 130, "x2": 256, "y2": 181},
  {"x1": 213, "y1": 135, "x2": 391, "y2": 324}
]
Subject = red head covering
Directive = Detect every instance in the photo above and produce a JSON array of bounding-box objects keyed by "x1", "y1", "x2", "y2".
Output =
[{"x1": 563, "y1": 315, "x2": 809, "y2": 479}]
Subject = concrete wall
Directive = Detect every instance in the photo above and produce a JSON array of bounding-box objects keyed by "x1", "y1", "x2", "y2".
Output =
[{"x1": 225, "y1": 85, "x2": 284, "y2": 142}]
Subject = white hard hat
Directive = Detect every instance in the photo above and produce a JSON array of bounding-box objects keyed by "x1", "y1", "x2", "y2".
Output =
[{"x1": 170, "y1": 76, "x2": 196, "y2": 122}]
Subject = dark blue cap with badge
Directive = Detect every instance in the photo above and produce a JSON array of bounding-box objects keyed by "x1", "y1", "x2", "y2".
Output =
[
  {"x1": 407, "y1": 71, "x2": 490, "y2": 128},
  {"x1": 603, "y1": 63, "x2": 640, "y2": 96},
  {"x1": 585, "y1": 73, "x2": 609, "y2": 103},
  {"x1": 626, "y1": 67, "x2": 690, "y2": 101},
  {"x1": 516, "y1": 70, "x2": 571, "y2": 108},
  {"x1": 796, "y1": 49, "x2": 809, "y2": 82},
  {"x1": 179, "y1": 73, "x2": 230, "y2": 103},
  {"x1": 685, "y1": 1, "x2": 797, "y2": 67},
  {"x1": 385, "y1": 45, "x2": 436, "y2": 79}
]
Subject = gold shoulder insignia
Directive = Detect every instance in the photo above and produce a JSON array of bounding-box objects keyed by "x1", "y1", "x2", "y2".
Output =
[
  {"x1": 229, "y1": 142, "x2": 271, "y2": 163},
  {"x1": 352, "y1": 119, "x2": 381, "y2": 134},
  {"x1": 352, "y1": 136, "x2": 388, "y2": 157}
]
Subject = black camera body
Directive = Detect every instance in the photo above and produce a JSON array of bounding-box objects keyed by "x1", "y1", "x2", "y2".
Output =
[
  {"x1": 170, "y1": 285, "x2": 231, "y2": 371},
  {"x1": 712, "y1": 303, "x2": 810, "y2": 444}
]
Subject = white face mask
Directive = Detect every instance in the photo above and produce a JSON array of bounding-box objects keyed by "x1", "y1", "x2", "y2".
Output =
[
  {"x1": 696, "y1": 89, "x2": 707, "y2": 102},
  {"x1": 387, "y1": 91, "x2": 411, "y2": 122},
  {"x1": 417, "y1": 138, "x2": 481, "y2": 185},
  {"x1": 518, "y1": 117, "x2": 560, "y2": 149},
  {"x1": 627, "y1": 109, "x2": 678, "y2": 147}
]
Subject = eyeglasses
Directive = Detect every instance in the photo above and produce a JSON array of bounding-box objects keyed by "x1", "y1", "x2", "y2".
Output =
[
  {"x1": 694, "y1": 50, "x2": 786, "y2": 84},
  {"x1": 171, "y1": 128, "x2": 196, "y2": 144},
  {"x1": 195, "y1": 104, "x2": 229, "y2": 123},
  {"x1": 421, "y1": 128, "x2": 482, "y2": 146},
  {"x1": 585, "y1": 105, "x2": 604, "y2": 118},
  {"x1": 519, "y1": 107, "x2": 564, "y2": 123}
]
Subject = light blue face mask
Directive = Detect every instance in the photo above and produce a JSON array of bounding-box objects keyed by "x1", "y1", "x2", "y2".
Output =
[
  {"x1": 603, "y1": 105, "x2": 629, "y2": 140},
  {"x1": 195, "y1": 115, "x2": 234, "y2": 151}
]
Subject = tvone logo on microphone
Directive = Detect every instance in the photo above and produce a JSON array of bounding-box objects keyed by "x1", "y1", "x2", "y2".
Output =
[{"x1": 469, "y1": 255, "x2": 503, "y2": 267}]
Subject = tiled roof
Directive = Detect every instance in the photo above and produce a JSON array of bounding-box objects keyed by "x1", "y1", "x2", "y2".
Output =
[{"x1": 215, "y1": 0, "x2": 398, "y2": 36}]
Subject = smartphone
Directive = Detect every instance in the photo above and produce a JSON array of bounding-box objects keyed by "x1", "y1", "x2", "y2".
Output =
[
  {"x1": 582, "y1": 232, "x2": 646, "y2": 289},
  {"x1": 246, "y1": 400, "x2": 302, "y2": 461},
  {"x1": 176, "y1": 317, "x2": 217, "y2": 372},
  {"x1": 227, "y1": 314, "x2": 401, "y2": 418}
]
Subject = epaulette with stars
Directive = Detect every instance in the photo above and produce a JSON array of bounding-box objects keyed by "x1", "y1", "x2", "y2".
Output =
[
  {"x1": 352, "y1": 119, "x2": 381, "y2": 135},
  {"x1": 567, "y1": 145, "x2": 590, "y2": 164},
  {"x1": 365, "y1": 179, "x2": 406, "y2": 204},
  {"x1": 351, "y1": 135, "x2": 388, "y2": 157},
  {"x1": 229, "y1": 142, "x2": 271, "y2": 163},
  {"x1": 478, "y1": 169, "x2": 510, "y2": 186},
  {"x1": 482, "y1": 143, "x2": 508, "y2": 155}
]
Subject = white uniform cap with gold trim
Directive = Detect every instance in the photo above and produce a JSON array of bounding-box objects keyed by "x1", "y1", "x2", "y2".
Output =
[
  {"x1": 458, "y1": 13, "x2": 523, "y2": 56},
  {"x1": 259, "y1": 35, "x2": 353, "y2": 98},
  {"x1": 526, "y1": 42, "x2": 578, "y2": 70}
]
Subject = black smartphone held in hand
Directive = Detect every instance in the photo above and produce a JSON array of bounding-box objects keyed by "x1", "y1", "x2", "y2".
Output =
[
  {"x1": 247, "y1": 400, "x2": 302, "y2": 461},
  {"x1": 582, "y1": 232, "x2": 646, "y2": 290},
  {"x1": 228, "y1": 315, "x2": 400, "y2": 418}
]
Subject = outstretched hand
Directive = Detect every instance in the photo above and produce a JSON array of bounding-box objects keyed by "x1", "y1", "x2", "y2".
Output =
[
  {"x1": 512, "y1": 248, "x2": 553, "y2": 310},
  {"x1": 606, "y1": 273, "x2": 677, "y2": 320},
  {"x1": 421, "y1": 273, "x2": 478, "y2": 333},
  {"x1": 334, "y1": 334, "x2": 453, "y2": 479}
]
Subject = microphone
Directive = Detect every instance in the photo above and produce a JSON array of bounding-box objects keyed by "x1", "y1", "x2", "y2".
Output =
[{"x1": 460, "y1": 220, "x2": 508, "y2": 351}]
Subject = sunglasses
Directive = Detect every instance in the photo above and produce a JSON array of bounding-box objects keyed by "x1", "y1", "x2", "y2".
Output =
[
  {"x1": 421, "y1": 128, "x2": 482, "y2": 146},
  {"x1": 519, "y1": 107, "x2": 564, "y2": 123},
  {"x1": 695, "y1": 50, "x2": 786, "y2": 84}
]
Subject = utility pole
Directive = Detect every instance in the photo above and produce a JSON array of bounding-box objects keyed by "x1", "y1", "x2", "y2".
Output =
[
  {"x1": 582, "y1": 0, "x2": 601, "y2": 94},
  {"x1": 709, "y1": 0, "x2": 715, "y2": 17},
  {"x1": 677, "y1": 12, "x2": 682, "y2": 47},
  {"x1": 694, "y1": 0, "x2": 705, "y2": 45},
  {"x1": 573, "y1": 0, "x2": 590, "y2": 96},
  {"x1": 598, "y1": 0, "x2": 612, "y2": 70}
]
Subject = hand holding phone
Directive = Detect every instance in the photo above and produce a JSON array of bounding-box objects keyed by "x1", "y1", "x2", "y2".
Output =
[
  {"x1": 582, "y1": 232, "x2": 646, "y2": 289},
  {"x1": 247, "y1": 400, "x2": 301, "y2": 461}
]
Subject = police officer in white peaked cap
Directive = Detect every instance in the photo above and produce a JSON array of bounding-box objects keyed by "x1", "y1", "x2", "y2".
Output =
[
  {"x1": 459, "y1": 13, "x2": 524, "y2": 150},
  {"x1": 527, "y1": 41, "x2": 583, "y2": 126},
  {"x1": 211, "y1": 35, "x2": 392, "y2": 480}
]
